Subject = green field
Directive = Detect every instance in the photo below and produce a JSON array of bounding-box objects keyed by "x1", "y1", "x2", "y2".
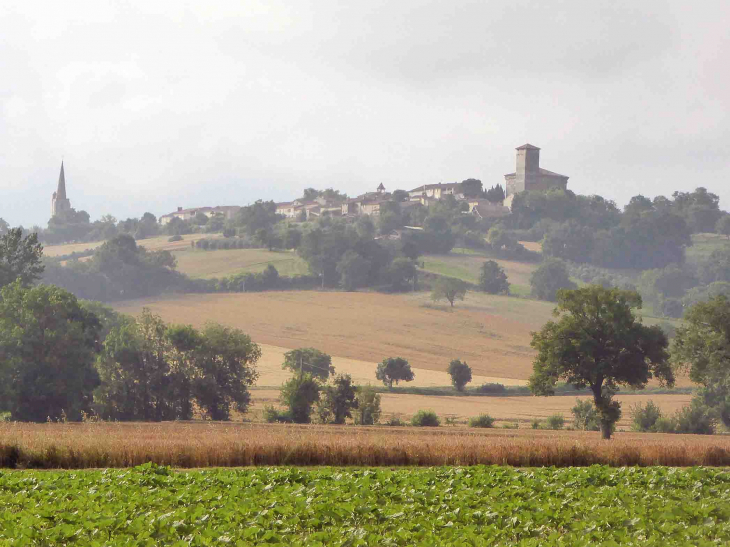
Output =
[
  {"x1": 173, "y1": 248, "x2": 311, "y2": 279},
  {"x1": 686, "y1": 233, "x2": 730, "y2": 266},
  {"x1": 2, "y1": 464, "x2": 728, "y2": 546}
]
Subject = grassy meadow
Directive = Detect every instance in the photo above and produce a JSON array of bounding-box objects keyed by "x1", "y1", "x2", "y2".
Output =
[{"x1": 173, "y1": 248, "x2": 310, "y2": 279}]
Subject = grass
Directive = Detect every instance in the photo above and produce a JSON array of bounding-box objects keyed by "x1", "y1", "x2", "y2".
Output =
[
  {"x1": 1, "y1": 422, "x2": 729, "y2": 468},
  {"x1": 686, "y1": 232, "x2": 730, "y2": 266},
  {"x1": 3, "y1": 466, "x2": 728, "y2": 545},
  {"x1": 172, "y1": 248, "x2": 310, "y2": 279},
  {"x1": 42, "y1": 234, "x2": 224, "y2": 257}
]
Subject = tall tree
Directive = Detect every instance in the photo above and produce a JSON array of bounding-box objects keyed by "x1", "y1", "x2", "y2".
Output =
[
  {"x1": 282, "y1": 348, "x2": 334, "y2": 381},
  {"x1": 478, "y1": 260, "x2": 509, "y2": 294},
  {"x1": 530, "y1": 258, "x2": 576, "y2": 301},
  {"x1": 447, "y1": 359, "x2": 472, "y2": 391},
  {"x1": 0, "y1": 282, "x2": 101, "y2": 421},
  {"x1": 671, "y1": 295, "x2": 730, "y2": 428},
  {"x1": 319, "y1": 374, "x2": 359, "y2": 424},
  {"x1": 431, "y1": 277, "x2": 468, "y2": 307},
  {"x1": 0, "y1": 228, "x2": 44, "y2": 288},
  {"x1": 529, "y1": 286, "x2": 674, "y2": 439}
]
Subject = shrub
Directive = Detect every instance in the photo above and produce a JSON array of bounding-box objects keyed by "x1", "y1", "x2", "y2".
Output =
[
  {"x1": 263, "y1": 406, "x2": 292, "y2": 423},
  {"x1": 411, "y1": 410, "x2": 440, "y2": 427},
  {"x1": 531, "y1": 418, "x2": 541, "y2": 429},
  {"x1": 476, "y1": 383, "x2": 507, "y2": 394},
  {"x1": 468, "y1": 414, "x2": 495, "y2": 428},
  {"x1": 168, "y1": 235, "x2": 183, "y2": 242},
  {"x1": 545, "y1": 414, "x2": 565, "y2": 430},
  {"x1": 384, "y1": 415, "x2": 405, "y2": 427},
  {"x1": 630, "y1": 401, "x2": 663, "y2": 432},
  {"x1": 354, "y1": 385, "x2": 381, "y2": 425},
  {"x1": 654, "y1": 416, "x2": 676, "y2": 433},
  {"x1": 571, "y1": 399, "x2": 600, "y2": 431},
  {"x1": 673, "y1": 400, "x2": 716, "y2": 435}
]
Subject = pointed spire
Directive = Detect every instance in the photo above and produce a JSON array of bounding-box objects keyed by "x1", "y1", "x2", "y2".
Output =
[{"x1": 57, "y1": 161, "x2": 67, "y2": 200}]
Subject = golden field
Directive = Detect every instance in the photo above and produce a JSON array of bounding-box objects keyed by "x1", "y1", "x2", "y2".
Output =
[
  {"x1": 1, "y1": 422, "x2": 727, "y2": 468},
  {"x1": 114, "y1": 290, "x2": 555, "y2": 380},
  {"x1": 44, "y1": 233, "x2": 223, "y2": 257}
]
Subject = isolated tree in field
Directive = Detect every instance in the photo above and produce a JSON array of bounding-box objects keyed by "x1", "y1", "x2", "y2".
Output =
[
  {"x1": 283, "y1": 348, "x2": 334, "y2": 381},
  {"x1": 354, "y1": 385, "x2": 382, "y2": 425},
  {"x1": 530, "y1": 258, "x2": 576, "y2": 301},
  {"x1": 671, "y1": 295, "x2": 730, "y2": 428},
  {"x1": 529, "y1": 286, "x2": 674, "y2": 439},
  {"x1": 319, "y1": 374, "x2": 359, "y2": 424},
  {"x1": 0, "y1": 282, "x2": 101, "y2": 421},
  {"x1": 478, "y1": 260, "x2": 509, "y2": 294},
  {"x1": 0, "y1": 228, "x2": 44, "y2": 288},
  {"x1": 716, "y1": 215, "x2": 730, "y2": 239},
  {"x1": 447, "y1": 359, "x2": 472, "y2": 391},
  {"x1": 431, "y1": 277, "x2": 468, "y2": 307},
  {"x1": 336, "y1": 250, "x2": 370, "y2": 291},
  {"x1": 280, "y1": 373, "x2": 321, "y2": 423},
  {"x1": 376, "y1": 357, "x2": 415, "y2": 389}
]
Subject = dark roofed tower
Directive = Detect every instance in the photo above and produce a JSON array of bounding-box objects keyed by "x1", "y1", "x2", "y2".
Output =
[
  {"x1": 514, "y1": 143, "x2": 540, "y2": 195},
  {"x1": 51, "y1": 161, "x2": 72, "y2": 217}
]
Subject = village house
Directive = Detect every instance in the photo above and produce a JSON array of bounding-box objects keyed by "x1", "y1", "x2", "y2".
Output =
[
  {"x1": 466, "y1": 199, "x2": 511, "y2": 219},
  {"x1": 159, "y1": 205, "x2": 240, "y2": 225},
  {"x1": 341, "y1": 184, "x2": 391, "y2": 216},
  {"x1": 408, "y1": 182, "x2": 462, "y2": 203}
]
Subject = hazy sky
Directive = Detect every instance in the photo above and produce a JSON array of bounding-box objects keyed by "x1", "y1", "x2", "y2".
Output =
[{"x1": 2, "y1": 0, "x2": 729, "y2": 228}]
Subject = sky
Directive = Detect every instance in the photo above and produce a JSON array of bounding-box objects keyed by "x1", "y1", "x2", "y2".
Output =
[{"x1": 1, "y1": 0, "x2": 729, "y2": 228}]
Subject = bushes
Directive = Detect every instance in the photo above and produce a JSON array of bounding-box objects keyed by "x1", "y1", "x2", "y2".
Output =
[
  {"x1": 168, "y1": 235, "x2": 183, "y2": 242},
  {"x1": 468, "y1": 414, "x2": 495, "y2": 428},
  {"x1": 631, "y1": 400, "x2": 716, "y2": 435},
  {"x1": 475, "y1": 383, "x2": 507, "y2": 394},
  {"x1": 571, "y1": 400, "x2": 600, "y2": 431},
  {"x1": 411, "y1": 410, "x2": 440, "y2": 427},
  {"x1": 545, "y1": 414, "x2": 565, "y2": 430}
]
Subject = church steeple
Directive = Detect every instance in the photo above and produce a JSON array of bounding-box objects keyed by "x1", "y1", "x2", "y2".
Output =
[
  {"x1": 56, "y1": 161, "x2": 67, "y2": 200},
  {"x1": 51, "y1": 161, "x2": 72, "y2": 217}
]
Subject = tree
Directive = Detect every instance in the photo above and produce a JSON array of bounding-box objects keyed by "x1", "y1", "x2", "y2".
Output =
[
  {"x1": 282, "y1": 348, "x2": 334, "y2": 381},
  {"x1": 336, "y1": 250, "x2": 370, "y2": 291},
  {"x1": 386, "y1": 257, "x2": 417, "y2": 292},
  {"x1": 431, "y1": 277, "x2": 468, "y2": 307},
  {"x1": 716, "y1": 215, "x2": 730, "y2": 239},
  {"x1": 484, "y1": 184, "x2": 505, "y2": 203},
  {"x1": 0, "y1": 228, "x2": 44, "y2": 288},
  {"x1": 447, "y1": 359, "x2": 472, "y2": 391},
  {"x1": 280, "y1": 373, "x2": 321, "y2": 423},
  {"x1": 572, "y1": 399, "x2": 600, "y2": 431},
  {"x1": 0, "y1": 282, "x2": 101, "y2": 421},
  {"x1": 354, "y1": 385, "x2": 382, "y2": 425},
  {"x1": 541, "y1": 220, "x2": 594, "y2": 263},
  {"x1": 529, "y1": 286, "x2": 674, "y2": 439},
  {"x1": 376, "y1": 357, "x2": 415, "y2": 389},
  {"x1": 319, "y1": 374, "x2": 358, "y2": 424},
  {"x1": 671, "y1": 295, "x2": 730, "y2": 428},
  {"x1": 0, "y1": 218, "x2": 10, "y2": 235},
  {"x1": 392, "y1": 189, "x2": 410, "y2": 203},
  {"x1": 699, "y1": 249, "x2": 730, "y2": 284},
  {"x1": 478, "y1": 260, "x2": 509, "y2": 294},
  {"x1": 186, "y1": 323, "x2": 261, "y2": 420},
  {"x1": 530, "y1": 258, "x2": 576, "y2": 301},
  {"x1": 460, "y1": 179, "x2": 483, "y2": 198}
]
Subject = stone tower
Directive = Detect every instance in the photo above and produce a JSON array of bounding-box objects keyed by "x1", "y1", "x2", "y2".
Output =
[
  {"x1": 51, "y1": 161, "x2": 71, "y2": 217},
  {"x1": 513, "y1": 143, "x2": 541, "y2": 194}
]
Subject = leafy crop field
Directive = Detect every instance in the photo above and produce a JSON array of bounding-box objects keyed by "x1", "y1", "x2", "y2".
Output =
[{"x1": 1, "y1": 464, "x2": 728, "y2": 546}]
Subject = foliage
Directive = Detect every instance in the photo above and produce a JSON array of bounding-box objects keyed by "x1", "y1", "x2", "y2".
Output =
[
  {"x1": 484, "y1": 184, "x2": 505, "y2": 203},
  {"x1": 263, "y1": 405, "x2": 292, "y2": 423},
  {"x1": 447, "y1": 359, "x2": 472, "y2": 391},
  {"x1": 336, "y1": 250, "x2": 370, "y2": 291},
  {"x1": 468, "y1": 413, "x2": 495, "y2": 428},
  {"x1": 0, "y1": 228, "x2": 44, "y2": 288},
  {"x1": 95, "y1": 310, "x2": 260, "y2": 421},
  {"x1": 410, "y1": 409, "x2": 440, "y2": 427},
  {"x1": 1, "y1": 466, "x2": 730, "y2": 545},
  {"x1": 0, "y1": 282, "x2": 101, "y2": 421},
  {"x1": 282, "y1": 348, "x2": 334, "y2": 381},
  {"x1": 716, "y1": 215, "x2": 730, "y2": 238},
  {"x1": 376, "y1": 357, "x2": 415, "y2": 389},
  {"x1": 545, "y1": 414, "x2": 565, "y2": 430},
  {"x1": 541, "y1": 220, "x2": 595, "y2": 263},
  {"x1": 354, "y1": 385, "x2": 382, "y2": 425},
  {"x1": 699, "y1": 248, "x2": 730, "y2": 284},
  {"x1": 279, "y1": 373, "x2": 321, "y2": 424},
  {"x1": 571, "y1": 399, "x2": 600, "y2": 431},
  {"x1": 236, "y1": 200, "x2": 281, "y2": 236},
  {"x1": 630, "y1": 401, "x2": 664, "y2": 432},
  {"x1": 478, "y1": 260, "x2": 509, "y2": 294},
  {"x1": 672, "y1": 295, "x2": 730, "y2": 428},
  {"x1": 385, "y1": 257, "x2": 417, "y2": 292},
  {"x1": 529, "y1": 286, "x2": 674, "y2": 439},
  {"x1": 430, "y1": 276, "x2": 468, "y2": 307},
  {"x1": 318, "y1": 374, "x2": 358, "y2": 424},
  {"x1": 530, "y1": 258, "x2": 576, "y2": 301}
]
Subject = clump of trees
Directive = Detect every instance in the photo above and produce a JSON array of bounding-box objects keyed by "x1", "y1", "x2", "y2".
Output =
[{"x1": 530, "y1": 258, "x2": 576, "y2": 301}]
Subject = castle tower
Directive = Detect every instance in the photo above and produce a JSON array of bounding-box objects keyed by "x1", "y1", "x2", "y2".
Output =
[
  {"x1": 51, "y1": 161, "x2": 71, "y2": 217},
  {"x1": 514, "y1": 143, "x2": 540, "y2": 194}
]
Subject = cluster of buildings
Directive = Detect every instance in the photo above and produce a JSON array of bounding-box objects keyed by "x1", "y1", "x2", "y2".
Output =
[{"x1": 51, "y1": 144, "x2": 569, "y2": 225}]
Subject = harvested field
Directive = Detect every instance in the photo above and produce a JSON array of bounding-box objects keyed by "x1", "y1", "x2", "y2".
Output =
[
  {"x1": 113, "y1": 291, "x2": 555, "y2": 380},
  {"x1": 255, "y1": 344, "x2": 527, "y2": 388},
  {"x1": 1, "y1": 422, "x2": 728, "y2": 468},
  {"x1": 43, "y1": 234, "x2": 222, "y2": 257},
  {"x1": 249, "y1": 389, "x2": 691, "y2": 428}
]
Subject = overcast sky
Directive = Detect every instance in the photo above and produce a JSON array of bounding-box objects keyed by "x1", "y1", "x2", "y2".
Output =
[{"x1": 1, "y1": 0, "x2": 728, "y2": 227}]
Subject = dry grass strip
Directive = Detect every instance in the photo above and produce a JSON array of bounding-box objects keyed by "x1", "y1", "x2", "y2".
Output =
[{"x1": 1, "y1": 422, "x2": 728, "y2": 468}]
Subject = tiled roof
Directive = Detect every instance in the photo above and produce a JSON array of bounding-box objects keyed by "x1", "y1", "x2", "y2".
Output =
[{"x1": 516, "y1": 143, "x2": 540, "y2": 150}]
